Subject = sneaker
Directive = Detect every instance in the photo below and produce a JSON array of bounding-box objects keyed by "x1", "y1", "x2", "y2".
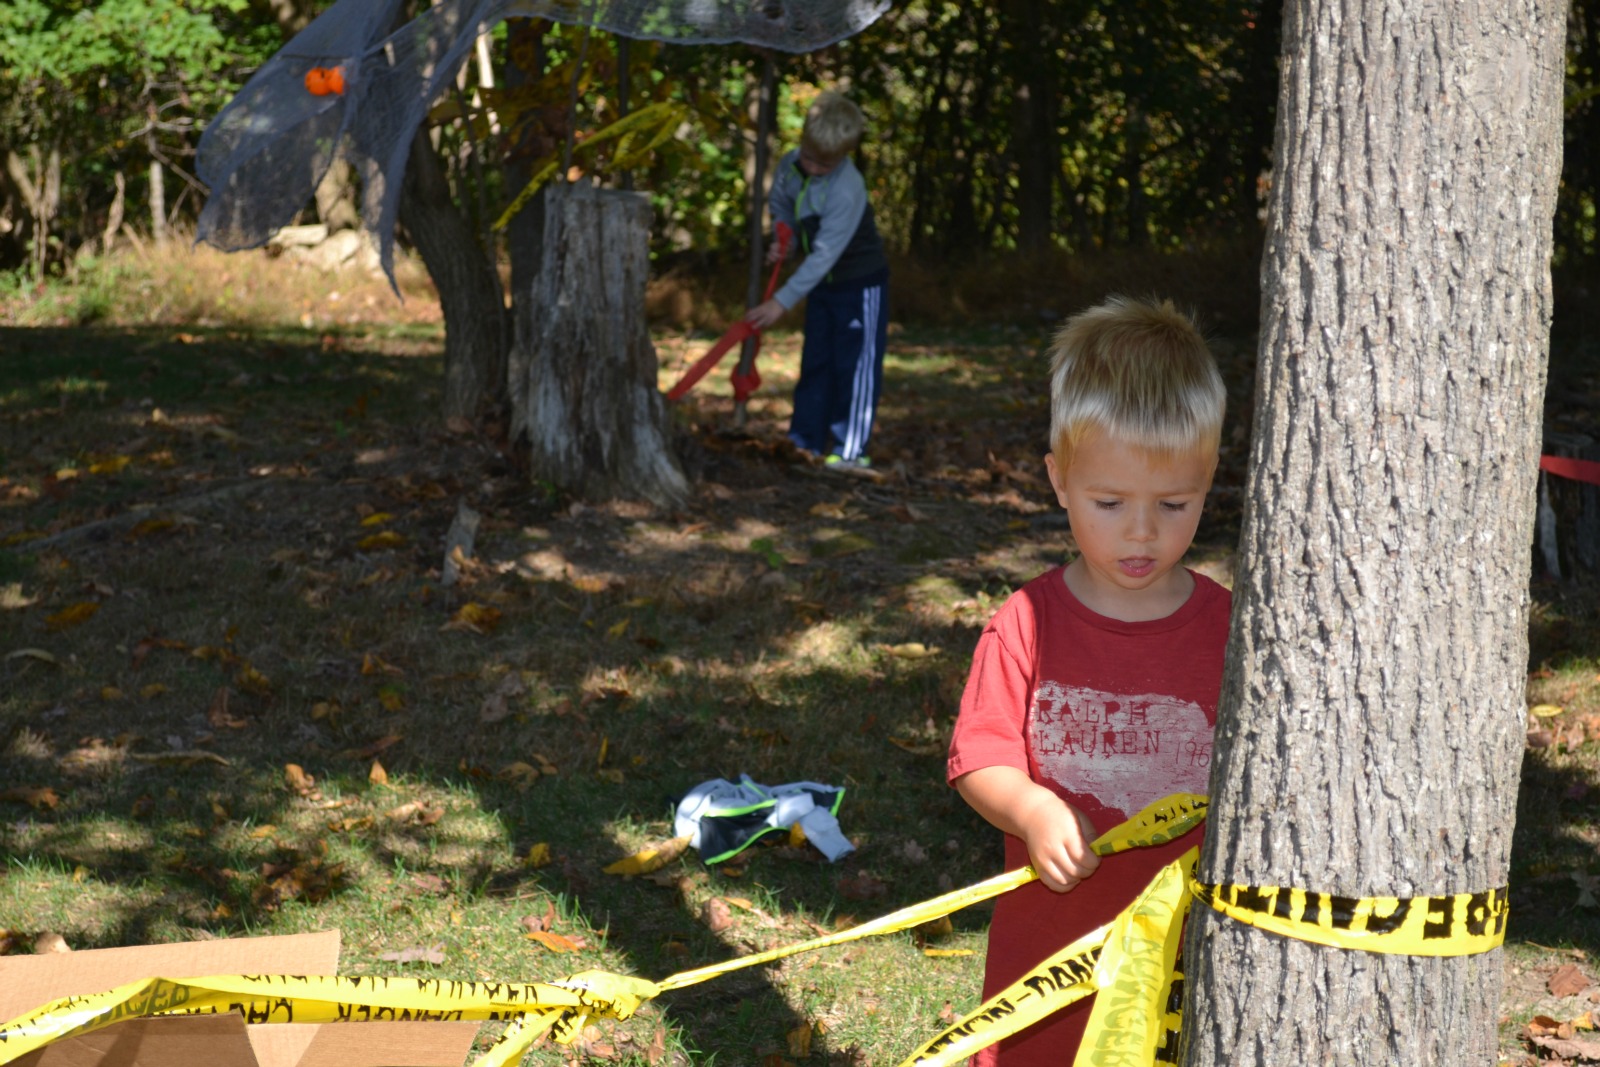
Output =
[{"x1": 823, "y1": 453, "x2": 881, "y2": 479}]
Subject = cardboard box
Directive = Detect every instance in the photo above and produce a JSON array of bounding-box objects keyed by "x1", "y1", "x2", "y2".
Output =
[{"x1": 0, "y1": 931, "x2": 481, "y2": 1067}]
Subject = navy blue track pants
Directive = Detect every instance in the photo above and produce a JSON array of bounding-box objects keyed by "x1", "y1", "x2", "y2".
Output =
[{"x1": 787, "y1": 277, "x2": 889, "y2": 461}]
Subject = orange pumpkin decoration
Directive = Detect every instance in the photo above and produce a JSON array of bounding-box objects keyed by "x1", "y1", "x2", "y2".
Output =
[{"x1": 304, "y1": 65, "x2": 346, "y2": 96}]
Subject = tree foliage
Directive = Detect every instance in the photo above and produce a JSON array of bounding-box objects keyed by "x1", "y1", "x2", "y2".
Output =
[
  {"x1": 1, "y1": 0, "x2": 1596, "y2": 279},
  {"x1": 0, "y1": 0, "x2": 278, "y2": 267}
]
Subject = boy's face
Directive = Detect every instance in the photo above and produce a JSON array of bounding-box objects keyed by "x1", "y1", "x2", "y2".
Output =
[{"x1": 1045, "y1": 431, "x2": 1214, "y2": 619}]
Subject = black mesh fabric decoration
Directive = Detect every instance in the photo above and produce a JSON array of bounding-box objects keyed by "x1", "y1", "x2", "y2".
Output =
[{"x1": 196, "y1": 0, "x2": 889, "y2": 286}]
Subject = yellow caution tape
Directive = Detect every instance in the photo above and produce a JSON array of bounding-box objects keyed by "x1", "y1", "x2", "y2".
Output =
[
  {"x1": 1190, "y1": 879, "x2": 1509, "y2": 956},
  {"x1": 899, "y1": 922, "x2": 1108, "y2": 1066},
  {"x1": 0, "y1": 793, "x2": 1206, "y2": 1067},
  {"x1": 654, "y1": 791, "x2": 1209, "y2": 994},
  {"x1": 0, "y1": 792, "x2": 1509, "y2": 1067},
  {"x1": 1075, "y1": 849, "x2": 1192, "y2": 1067},
  {"x1": 1089, "y1": 793, "x2": 1207, "y2": 856},
  {"x1": 897, "y1": 850, "x2": 1196, "y2": 1067},
  {"x1": 0, "y1": 972, "x2": 661, "y2": 1066}
]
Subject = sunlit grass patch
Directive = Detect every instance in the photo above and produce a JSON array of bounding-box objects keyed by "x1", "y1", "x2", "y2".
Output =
[{"x1": 1, "y1": 260, "x2": 1595, "y2": 1064}]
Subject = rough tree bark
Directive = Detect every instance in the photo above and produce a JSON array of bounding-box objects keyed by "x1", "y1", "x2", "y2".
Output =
[
  {"x1": 509, "y1": 182, "x2": 689, "y2": 508},
  {"x1": 399, "y1": 130, "x2": 509, "y2": 424},
  {"x1": 1183, "y1": 2, "x2": 1565, "y2": 1065}
]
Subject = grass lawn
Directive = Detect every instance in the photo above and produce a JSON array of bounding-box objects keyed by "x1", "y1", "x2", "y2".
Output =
[{"x1": 1, "y1": 247, "x2": 1598, "y2": 1066}]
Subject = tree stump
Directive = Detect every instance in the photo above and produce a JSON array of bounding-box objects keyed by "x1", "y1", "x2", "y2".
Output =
[{"x1": 509, "y1": 181, "x2": 689, "y2": 508}]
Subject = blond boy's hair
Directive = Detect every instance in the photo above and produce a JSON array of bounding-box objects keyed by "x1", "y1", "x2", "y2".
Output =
[
  {"x1": 800, "y1": 91, "x2": 865, "y2": 162},
  {"x1": 1048, "y1": 296, "x2": 1225, "y2": 469}
]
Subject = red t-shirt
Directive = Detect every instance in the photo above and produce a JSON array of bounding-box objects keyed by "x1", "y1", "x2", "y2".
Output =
[{"x1": 947, "y1": 566, "x2": 1231, "y2": 1067}]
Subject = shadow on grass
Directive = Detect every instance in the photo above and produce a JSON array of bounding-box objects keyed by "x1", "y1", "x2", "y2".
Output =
[
  {"x1": 2, "y1": 322, "x2": 1096, "y2": 1061},
  {"x1": 7, "y1": 318, "x2": 1591, "y2": 1061}
]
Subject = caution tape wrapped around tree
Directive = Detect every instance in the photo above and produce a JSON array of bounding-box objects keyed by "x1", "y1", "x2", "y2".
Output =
[{"x1": 0, "y1": 793, "x2": 1507, "y2": 1067}]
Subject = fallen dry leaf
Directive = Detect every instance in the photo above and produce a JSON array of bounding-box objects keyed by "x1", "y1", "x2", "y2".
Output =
[
  {"x1": 500, "y1": 762, "x2": 542, "y2": 790},
  {"x1": 1552, "y1": 963, "x2": 1594, "y2": 998},
  {"x1": 361, "y1": 652, "x2": 404, "y2": 676},
  {"x1": 5, "y1": 648, "x2": 59, "y2": 667},
  {"x1": 786, "y1": 1024, "x2": 812, "y2": 1059},
  {"x1": 236, "y1": 666, "x2": 272, "y2": 696},
  {"x1": 130, "y1": 636, "x2": 186, "y2": 669},
  {"x1": 479, "y1": 673, "x2": 527, "y2": 724},
  {"x1": 838, "y1": 872, "x2": 888, "y2": 900},
  {"x1": 126, "y1": 517, "x2": 175, "y2": 540},
  {"x1": 410, "y1": 872, "x2": 449, "y2": 895},
  {"x1": 45, "y1": 603, "x2": 100, "y2": 631},
  {"x1": 443, "y1": 602, "x2": 501, "y2": 634},
  {"x1": 882, "y1": 642, "x2": 940, "y2": 659},
  {"x1": 702, "y1": 898, "x2": 734, "y2": 934},
  {"x1": 0, "y1": 786, "x2": 60, "y2": 810},
  {"x1": 129, "y1": 750, "x2": 229, "y2": 767},
  {"x1": 357, "y1": 531, "x2": 406, "y2": 552},
  {"x1": 520, "y1": 902, "x2": 557, "y2": 934},
  {"x1": 369, "y1": 759, "x2": 389, "y2": 785},
  {"x1": 604, "y1": 836, "x2": 691, "y2": 877},
  {"x1": 207, "y1": 688, "x2": 249, "y2": 730},
  {"x1": 1529, "y1": 1033, "x2": 1600, "y2": 1059},
  {"x1": 574, "y1": 1023, "x2": 616, "y2": 1060},
  {"x1": 522, "y1": 842, "x2": 553, "y2": 869},
  {"x1": 33, "y1": 932, "x2": 71, "y2": 954},
  {"x1": 526, "y1": 930, "x2": 586, "y2": 953},
  {"x1": 285, "y1": 764, "x2": 317, "y2": 796},
  {"x1": 355, "y1": 734, "x2": 403, "y2": 758},
  {"x1": 386, "y1": 800, "x2": 444, "y2": 827},
  {"x1": 914, "y1": 915, "x2": 954, "y2": 943}
]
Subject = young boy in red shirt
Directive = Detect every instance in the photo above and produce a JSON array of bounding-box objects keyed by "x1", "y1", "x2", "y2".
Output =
[{"x1": 947, "y1": 296, "x2": 1230, "y2": 1066}]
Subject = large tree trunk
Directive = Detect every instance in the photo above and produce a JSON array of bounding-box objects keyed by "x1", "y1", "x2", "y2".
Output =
[
  {"x1": 399, "y1": 131, "x2": 508, "y2": 424},
  {"x1": 509, "y1": 182, "x2": 689, "y2": 508},
  {"x1": 1183, "y1": 1, "x2": 1565, "y2": 1064}
]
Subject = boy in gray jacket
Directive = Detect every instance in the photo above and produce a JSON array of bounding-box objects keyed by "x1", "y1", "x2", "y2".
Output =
[{"x1": 746, "y1": 91, "x2": 890, "y2": 468}]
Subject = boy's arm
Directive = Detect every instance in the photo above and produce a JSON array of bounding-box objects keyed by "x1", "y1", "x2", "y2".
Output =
[
  {"x1": 746, "y1": 156, "x2": 801, "y2": 327},
  {"x1": 955, "y1": 766, "x2": 1101, "y2": 893},
  {"x1": 771, "y1": 168, "x2": 868, "y2": 310}
]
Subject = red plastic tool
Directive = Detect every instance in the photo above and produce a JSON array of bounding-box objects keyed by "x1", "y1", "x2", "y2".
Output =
[{"x1": 667, "y1": 221, "x2": 793, "y2": 403}]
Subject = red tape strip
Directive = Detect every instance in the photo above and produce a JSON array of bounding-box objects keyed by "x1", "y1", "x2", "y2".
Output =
[
  {"x1": 665, "y1": 321, "x2": 754, "y2": 401},
  {"x1": 1542, "y1": 455, "x2": 1600, "y2": 487},
  {"x1": 667, "y1": 222, "x2": 792, "y2": 405}
]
